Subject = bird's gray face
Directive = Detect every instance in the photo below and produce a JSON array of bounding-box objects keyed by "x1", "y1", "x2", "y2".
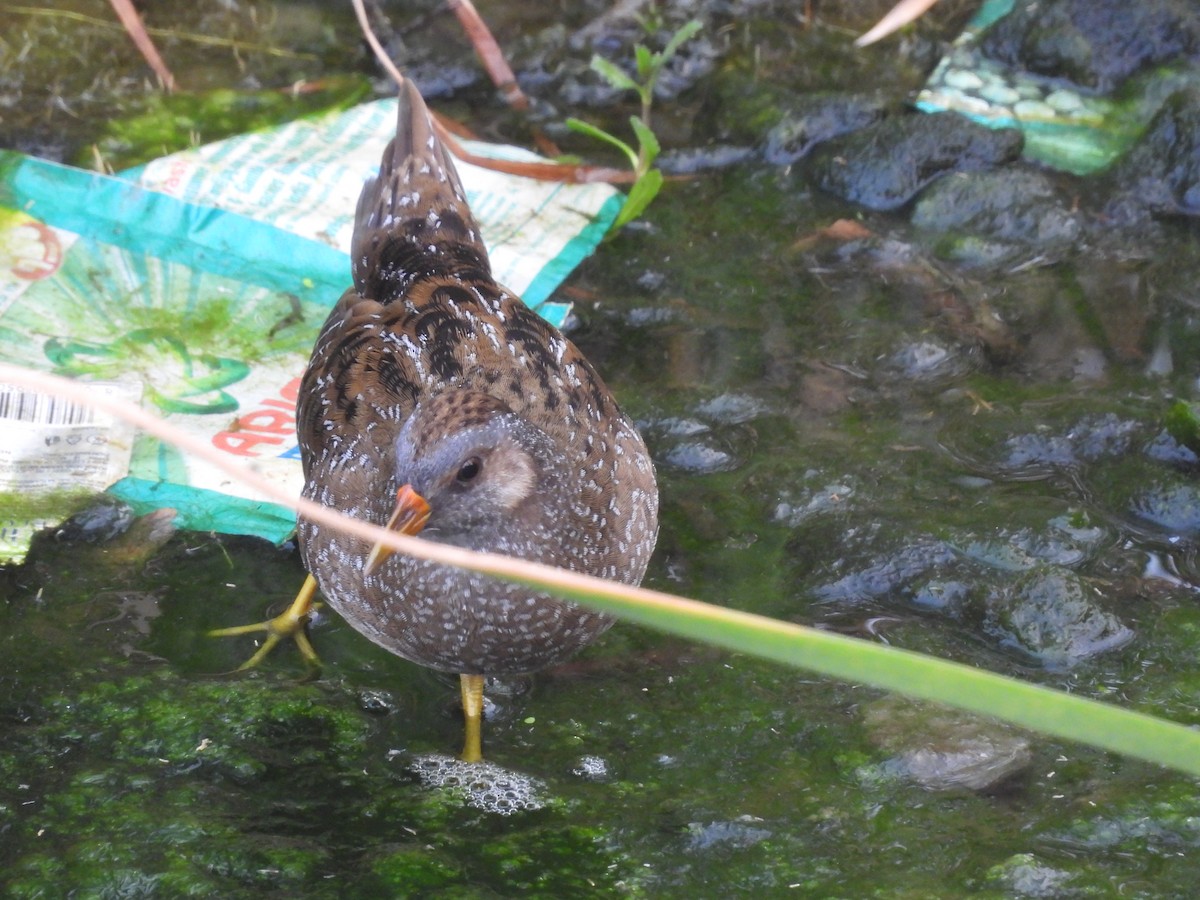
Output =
[
  {"x1": 383, "y1": 393, "x2": 562, "y2": 553},
  {"x1": 399, "y1": 418, "x2": 543, "y2": 539}
]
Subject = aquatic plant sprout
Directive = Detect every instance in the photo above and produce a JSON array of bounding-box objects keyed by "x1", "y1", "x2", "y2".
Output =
[
  {"x1": 3, "y1": 360, "x2": 1199, "y2": 778},
  {"x1": 566, "y1": 19, "x2": 703, "y2": 232}
]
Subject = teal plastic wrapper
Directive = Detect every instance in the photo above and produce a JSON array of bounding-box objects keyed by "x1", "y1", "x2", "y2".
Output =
[
  {"x1": 916, "y1": 0, "x2": 1192, "y2": 175},
  {"x1": 0, "y1": 99, "x2": 621, "y2": 562}
]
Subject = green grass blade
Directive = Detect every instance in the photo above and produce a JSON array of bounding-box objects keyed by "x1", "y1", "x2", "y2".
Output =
[{"x1": 525, "y1": 575, "x2": 1200, "y2": 777}]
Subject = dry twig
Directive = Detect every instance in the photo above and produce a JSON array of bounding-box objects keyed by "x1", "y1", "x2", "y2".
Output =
[
  {"x1": 108, "y1": 0, "x2": 176, "y2": 91},
  {"x1": 856, "y1": 0, "x2": 941, "y2": 47},
  {"x1": 351, "y1": 0, "x2": 632, "y2": 184}
]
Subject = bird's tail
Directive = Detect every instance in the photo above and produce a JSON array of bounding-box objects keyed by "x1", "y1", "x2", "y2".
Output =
[{"x1": 350, "y1": 80, "x2": 491, "y2": 304}]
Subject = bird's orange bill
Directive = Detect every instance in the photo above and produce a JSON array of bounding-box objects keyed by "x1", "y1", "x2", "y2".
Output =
[{"x1": 363, "y1": 484, "x2": 431, "y2": 575}]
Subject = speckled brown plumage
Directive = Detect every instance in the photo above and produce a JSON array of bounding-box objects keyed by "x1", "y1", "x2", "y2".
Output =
[{"x1": 296, "y1": 81, "x2": 659, "y2": 677}]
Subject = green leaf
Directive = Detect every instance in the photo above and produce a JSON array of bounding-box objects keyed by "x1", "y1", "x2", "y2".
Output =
[
  {"x1": 589, "y1": 55, "x2": 639, "y2": 93},
  {"x1": 565, "y1": 117, "x2": 638, "y2": 169},
  {"x1": 612, "y1": 168, "x2": 663, "y2": 231},
  {"x1": 660, "y1": 19, "x2": 704, "y2": 63},
  {"x1": 629, "y1": 115, "x2": 661, "y2": 170},
  {"x1": 634, "y1": 44, "x2": 655, "y2": 82}
]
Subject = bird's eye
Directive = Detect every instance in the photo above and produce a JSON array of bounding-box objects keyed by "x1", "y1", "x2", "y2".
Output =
[{"x1": 456, "y1": 456, "x2": 482, "y2": 483}]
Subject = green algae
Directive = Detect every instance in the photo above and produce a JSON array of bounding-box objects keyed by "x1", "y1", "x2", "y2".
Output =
[
  {"x1": 0, "y1": 663, "x2": 639, "y2": 897},
  {"x1": 1165, "y1": 399, "x2": 1200, "y2": 455},
  {"x1": 1, "y1": 671, "x2": 368, "y2": 896},
  {"x1": 88, "y1": 76, "x2": 373, "y2": 172}
]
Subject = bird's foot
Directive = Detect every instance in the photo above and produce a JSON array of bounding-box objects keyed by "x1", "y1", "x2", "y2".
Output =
[{"x1": 208, "y1": 574, "x2": 323, "y2": 671}]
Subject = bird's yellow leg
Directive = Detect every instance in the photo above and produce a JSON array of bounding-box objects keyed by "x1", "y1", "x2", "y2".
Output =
[
  {"x1": 208, "y1": 574, "x2": 323, "y2": 671},
  {"x1": 460, "y1": 673, "x2": 485, "y2": 763}
]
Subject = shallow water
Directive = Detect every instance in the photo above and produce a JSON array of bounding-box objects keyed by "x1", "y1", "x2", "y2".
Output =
[{"x1": 5, "y1": 1, "x2": 1200, "y2": 896}]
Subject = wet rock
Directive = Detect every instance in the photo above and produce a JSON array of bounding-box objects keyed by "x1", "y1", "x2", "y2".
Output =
[
  {"x1": 0, "y1": 134, "x2": 69, "y2": 164},
  {"x1": 883, "y1": 339, "x2": 974, "y2": 382},
  {"x1": 810, "y1": 112, "x2": 1023, "y2": 211},
  {"x1": 984, "y1": 853, "x2": 1078, "y2": 898},
  {"x1": 693, "y1": 392, "x2": 770, "y2": 424},
  {"x1": 97, "y1": 508, "x2": 179, "y2": 568},
  {"x1": 1067, "y1": 414, "x2": 1144, "y2": 461},
  {"x1": 957, "y1": 516, "x2": 1109, "y2": 570},
  {"x1": 984, "y1": 568, "x2": 1133, "y2": 668},
  {"x1": 658, "y1": 144, "x2": 754, "y2": 175},
  {"x1": 663, "y1": 440, "x2": 738, "y2": 473},
  {"x1": 48, "y1": 506, "x2": 178, "y2": 570},
  {"x1": 55, "y1": 496, "x2": 135, "y2": 543},
  {"x1": 686, "y1": 816, "x2": 772, "y2": 851},
  {"x1": 979, "y1": 0, "x2": 1200, "y2": 95},
  {"x1": 407, "y1": 63, "x2": 483, "y2": 100},
  {"x1": 357, "y1": 689, "x2": 400, "y2": 716},
  {"x1": 910, "y1": 579, "x2": 975, "y2": 612},
  {"x1": 997, "y1": 433, "x2": 1076, "y2": 471},
  {"x1": 1131, "y1": 480, "x2": 1200, "y2": 536},
  {"x1": 625, "y1": 305, "x2": 685, "y2": 326},
  {"x1": 911, "y1": 168, "x2": 1081, "y2": 266},
  {"x1": 1146, "y1": 428, "x2": 1200, "y2": 466},
  {"x1": 954, "y1": 535, "x2": 1052, "y2": 573},
  {"x1": 773, "y1": 477, "x2": 857, "y2": 528},
  {"x1": 803, "y1": 505, "x2": 1113, "y2": 625},
  {"x1": 763, "y1": 92, "x2": 890, "y2": 164},
  {"x1": 813, "y1": 539, "x2": 957, "y2": 604},
  {"x1": 1104, "y1": 88, "x2": 1200, "y2": 223},
  {"x1": 654, "y1": 416, "x2": 709, "y2": 438},
  {"x1": 648, "y1": 401, "x2": 764, "y2": 474},
  {"x1": 795, "y1": 361, "x2": 861, "y2": 414},
  {"x1": 995, "y1": 414, "x2": 1143, "y2": 475},
  {"x1": 635, "y1": 269, "x2": 667, "y2": 292},
  {"x1": 1021, "y1": 515, "x2": 1110, "y2": 565},
  {"x1": 861, "y1": 697, "x2": 1032, "y2": 792},
  {"x1": 1044, "y1": 784, "x2": 1200, "y2": 852},
  {"x1": 818, "y1": 237, "x2": 1019, "y2": 363}
]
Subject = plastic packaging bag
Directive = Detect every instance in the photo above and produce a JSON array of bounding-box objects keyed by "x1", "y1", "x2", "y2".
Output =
[{"x1": 0, "y1": 98, "x2": 619, "y2": 562}]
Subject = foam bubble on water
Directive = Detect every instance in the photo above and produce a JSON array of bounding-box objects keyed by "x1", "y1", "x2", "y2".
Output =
[
  {"x1": 407, "y1": 753, "x2": 547, "y2": 815},
  {"x1": 571, "y1": 754, "x2": 609, "y2": 781}
]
